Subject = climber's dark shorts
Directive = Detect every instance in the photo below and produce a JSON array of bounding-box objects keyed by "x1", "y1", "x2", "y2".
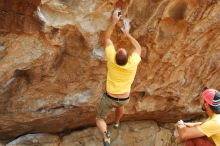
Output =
[{"x1": 96, "y1": 92, "x2": 130, "y2": 119}]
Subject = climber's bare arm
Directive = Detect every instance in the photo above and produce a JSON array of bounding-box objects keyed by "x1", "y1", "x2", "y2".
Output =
[
  {"x1": 121, "y1": 19, "x2": 141, "y2": 56},
  {"x1": 104, "y1": 8, "x2": 121, "y2": 47}
]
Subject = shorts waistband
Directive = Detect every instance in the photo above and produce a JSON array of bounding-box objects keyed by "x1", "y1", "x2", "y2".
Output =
[{"x1": 105, "y1": 92, "x2": 129, "y2": 101}]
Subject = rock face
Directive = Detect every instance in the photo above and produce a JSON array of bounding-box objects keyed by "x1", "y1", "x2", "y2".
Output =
[
  {"x1": 0, "y1": 0, "x2": 220, "y2": 144},
  {"x1": 6, "y1": 120, "x2": 182, "y2": 146}
]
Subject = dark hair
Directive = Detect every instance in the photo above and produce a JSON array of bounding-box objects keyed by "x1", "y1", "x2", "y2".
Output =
[
  {"x1": 210, "y1": 105, "x2": 220, "y2": 114},
  {"x1": 115, "y1": 50, "x2": 128, "y2": 66}
]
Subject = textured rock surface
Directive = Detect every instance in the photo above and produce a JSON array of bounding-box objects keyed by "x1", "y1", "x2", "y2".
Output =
[
  {"x1": 0, "y1": 0, "x2": 220, "y2": 143},
  {"x1": 6, "y1": 121, "x2": 183, "y2": 146},
  {"x1": 6, "y1": 134, "x2": 59, "y2": 146}
]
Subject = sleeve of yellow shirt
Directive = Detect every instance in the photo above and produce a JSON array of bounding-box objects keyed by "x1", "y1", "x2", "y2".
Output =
[
  {"x1": 198, "y1": 119, "x2": 220, "y2": 137},
  {"x1": 130, "y1": 52, "x2": 141, "y2": 65},
  {"x1": 105, "y1": 45, "x2": 116, "y2": 61}
]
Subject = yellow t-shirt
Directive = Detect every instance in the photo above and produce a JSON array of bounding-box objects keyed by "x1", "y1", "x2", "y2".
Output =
[
  {"x1": 105, "y1": 45, "x2": 141, "y2": 94},
  {"x1": 198, "y1": 114, "x2": 220, "y2": 146}
]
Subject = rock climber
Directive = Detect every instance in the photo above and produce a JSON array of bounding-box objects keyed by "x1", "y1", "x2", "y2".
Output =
[{"x1": 96, "y1": 8, "x2": 142, "y2": 146}]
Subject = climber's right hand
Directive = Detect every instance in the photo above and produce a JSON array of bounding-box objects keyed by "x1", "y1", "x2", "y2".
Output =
[{"x1": 121, "y1": 18, "x2": 130, "y2": 34}]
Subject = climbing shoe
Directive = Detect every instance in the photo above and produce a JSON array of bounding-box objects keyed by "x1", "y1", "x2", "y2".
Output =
[
  {"x1": 103, "y1": 131, "x2": 111, "y2": 146},
  {"x1": 113, "y1": 123, "x2": 119, "y2": 129}
]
